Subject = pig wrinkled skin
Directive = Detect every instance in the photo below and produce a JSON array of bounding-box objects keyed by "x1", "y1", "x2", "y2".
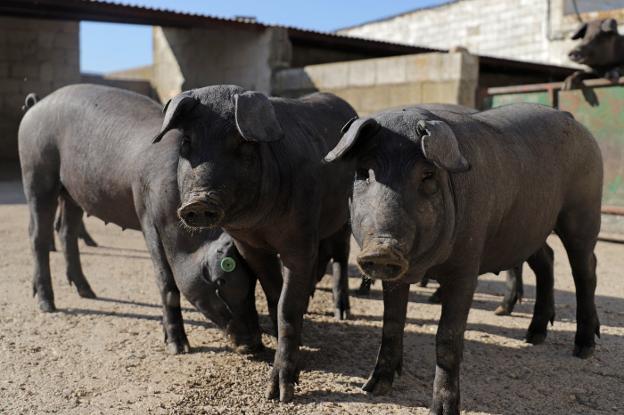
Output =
[
  {"x1": 325, "y1": 103, "x2": 602, "y2": 414},
  {"x1": 356, "y1": 104, "x2": 525, "y2": 318},
  {"x1": 18, "y1": 84, "x2": 263, "y2": 355},
  {"x1": 565, "y1": 18, "x2": 624, "y2": 89},
  {"x1": 153, "y1": 85, "x2": 357, "y2": 402}
]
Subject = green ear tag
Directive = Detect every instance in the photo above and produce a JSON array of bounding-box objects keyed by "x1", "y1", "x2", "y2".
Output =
[{"x1": 220, "y1": 257, "x2": 236, "y2": 273}]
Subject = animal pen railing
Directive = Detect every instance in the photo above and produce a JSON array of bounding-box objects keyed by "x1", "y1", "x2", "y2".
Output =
[{"x1": 484, "y1": 78, "x2": 624, "y2": 240}]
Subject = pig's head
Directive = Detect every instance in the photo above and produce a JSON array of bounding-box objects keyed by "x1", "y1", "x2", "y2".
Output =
[
  {"x1": 153, "y1": 85, "x2": 283, "y2": 230},
  {"x1": 177, "y1": 231, "x2": 263, "y2": 354},
  {"x1": 568, "y1": 19, "x2": 620, "y2": 68},
  {"x1": 324, "y1": 111, "x2": 469, "y2": 281}
]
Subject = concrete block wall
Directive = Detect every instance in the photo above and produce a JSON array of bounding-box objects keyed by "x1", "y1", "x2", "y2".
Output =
[
  {"x1": 0, "y1": 17, "x2": 80, "y2": 160},
  {"x1": 338, "y1": 0, "x2": 621, "y2": 67},
  {"x1": 152, "y1": 25, "x2": 291, "y2": 102},
  {"x1": 273, "y1": 51, "x2": 479, "y2": 115}
]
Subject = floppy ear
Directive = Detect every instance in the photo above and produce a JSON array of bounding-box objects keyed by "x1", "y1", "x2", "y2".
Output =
[
  {"x1": 601, "y1": 18, "x2": 618, "y2": 33},
  {"x1": 571, "y1": 22, "x2": 588, "y2": 40},
  {"x1": 153, "y1": 93, "x2": 198, "y2": 143},
  {"x1": 324, "y1": 117, "x2": 380, "y2": 162},
  {"x1": 234, "y1": 91, "x2": 284, "y2": 142},
  {"x1": 417, "y1": 120, "x2": 470, "y2": 173}
]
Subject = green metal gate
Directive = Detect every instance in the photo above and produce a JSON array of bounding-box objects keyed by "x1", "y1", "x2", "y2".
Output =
[{"x1": 484, "y1": 78, "x2": 624, "y2": 238}]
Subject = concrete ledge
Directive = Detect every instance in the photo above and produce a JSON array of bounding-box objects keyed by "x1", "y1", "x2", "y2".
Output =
[{"x1": 274, "y1": 51, "x2": 479, "y2": 114}]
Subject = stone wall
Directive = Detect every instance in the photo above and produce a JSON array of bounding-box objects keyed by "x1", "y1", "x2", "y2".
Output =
[
  {"x1": 338, "y1": 0, "x2": 624, "y2": 67},
  {"x1": 152, "y1": 25, "x2": 291, "y2": 102},
  {"x1": 0, "y1": 16, "x2": 80, "y2": 161},
  {"x1": 273, "y1": 51, "x2": 479, "y2": 114}
]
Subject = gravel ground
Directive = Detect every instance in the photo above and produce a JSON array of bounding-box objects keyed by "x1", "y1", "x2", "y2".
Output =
[{"x1": 1, "y1": 180, "x2": 623, "y2": 414}]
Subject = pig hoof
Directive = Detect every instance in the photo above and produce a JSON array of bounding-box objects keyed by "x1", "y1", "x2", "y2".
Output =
[
  {"x1": 266, "y1": 366, "x2": 297, "y2": 402},
  {"x1": 418, "y1": 279, "x2": 428, "y2": 287},
  {"x1": 334, "y1": 308, "x2": 350, "y2": 320},
  {"x1": 77, "y1": 285, "x2": 96, "y2": 299},
  {"x1": 38, "y1": 300, "x2": 56, "y2": 313},
  {"x1": 266, "y1": 373, "x2": 280, "y2": 400},
  {"x1": 280, "y1": 382, "x2": 295, "y2": 403},
  {"x1": 166, "y1": 339, "x2": 191, "y2": 355},
  {"x1": 83, "y1": 238, "x2": 98, "y2": 247},
  {"x1": 428, "y1": 290, "x2": 441, "y2": 304},
  {"x1": 494, "y1": 305, "x2": 511, "y2": 316},
  {"x1": 233, "y1": 341, "x2": 264, "y2": 355},
  {"x1": 526, "y1": 330, "x2": 547, "y2": 345},
  {"x1": 573, "y1": 344, "x2": 595, "y2": 359},
  {"x1": 362, "y1": 375, "x2": 393, "y2": 396}
]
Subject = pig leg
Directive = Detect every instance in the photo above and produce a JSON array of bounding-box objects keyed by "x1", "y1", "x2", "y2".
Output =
[
  {"x1": 235, "y1": 242, "x2": 282, "y2": 333},
  {"x1": 362, "y1": 281, "x2": 409, "y2": 395},
  {"x1": 143, "y1": 225, "x2": 190, "y2": 354},
  {"x1": 525, "y1": 244, "x2": 555, "y2": 345},
  {"x1": 419, "y1": 275, "x2": 429, "y2": 287},
  {"x1": 266, "y1": 247, "x2": 316, "y2": 403},
  {"x1": 494, "y1": 264, "x2": 524, "y2": 315},
  {"x1": 430, "y1": 275, "x2": 478, "y2": 415},
  {"x1": 562, "y1": 70, "x2": 595, "y2": 90},
  {"x1": 26, "y1": 187, "x2": 59, "y2": 312},
  {"x1": 329, "y1": 230, "x2": 350, "y2": 320},
  {"x1": 57, "y1": 194, "x2": 96, "y2": 298},
  {"x1": 428, "y1": 287, "x2": 442, "y2": 303},
  {"x1": 557, "y1": 210, "x2": 600, "y2": 358},
  {"x1": 49, "y1": 207, "x2": 60, "y2": 252},
  {"x1": 331, "y1": 258, "x2": 350, "y2": 320},
  {"x1": 356, "y1": 277, "x2": 373, "y2": 295}
]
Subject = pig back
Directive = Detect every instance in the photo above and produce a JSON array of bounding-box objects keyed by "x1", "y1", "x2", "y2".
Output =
[
  {"x1": 436, "y1": 103, "x2": 602, "y2": 273},
  {"x1": 35, "y1": 84, "x2": 163, "y2": 229}
]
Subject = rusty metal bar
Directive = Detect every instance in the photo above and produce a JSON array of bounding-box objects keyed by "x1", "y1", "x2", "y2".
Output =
[
  {"x1": 487, "y1": 77, "x2": 624, "y2": 96},
  {"x1": 602, "y1": 205, "x2": 624, "y2": 216}
]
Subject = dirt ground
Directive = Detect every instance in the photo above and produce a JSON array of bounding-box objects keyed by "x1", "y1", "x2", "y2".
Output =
[{"x1": 1, "y1": 178, "x2": 624, "y2": 415}]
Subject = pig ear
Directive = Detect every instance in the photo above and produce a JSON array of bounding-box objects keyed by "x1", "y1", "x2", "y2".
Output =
[
  {"x1": 571, "y1": 23, "x2": 587, "y2": 40},
  {"x1": 234, "y1": 91, "x2": 284, "y2": 142},
  {"x1": 417, "y1": 120, "x2": 470, "y2": 173},
  {"x1": 324, "y1": 117, "x2": 380, "y2": 162},
  {"x1": 601, "y1": 18, "x2": 618, "y2": 33},
  {"x1": 153, "y1": 93, "x2": 198, "y2": 143}
]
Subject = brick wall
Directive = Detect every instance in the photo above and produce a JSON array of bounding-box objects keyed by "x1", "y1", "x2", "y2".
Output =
[
  {"x1": 273, "y1": 51, "x2": 479, "y2": 114},
  {"x1": 338, "y1": 0, "x2": 622, "y2": 67},
  {"x1": 0, "y1": 16, "x2": 80, "y2": 161}
]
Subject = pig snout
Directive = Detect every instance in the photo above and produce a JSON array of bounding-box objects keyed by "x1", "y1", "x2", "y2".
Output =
[
  {"x1": 357, "y1": 239, "x2": 409, "y2": 281},
  {"x1": 178, "y1": 192, "x2": 225, "y2": 228},
  {"x1": 227, "y1": 326, "x2": 264, "y2": 355}
]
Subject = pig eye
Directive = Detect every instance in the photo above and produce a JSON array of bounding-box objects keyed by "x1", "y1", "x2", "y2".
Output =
[
  {"x1": 422, "y1": 170, "x2": 435, "y2": 181},
  {"x1": 420, "y1": 170, "x2": 438, "y2": 195},
  {"x1": 180, "y1": 136, "x2": 191, "y2": 157}
]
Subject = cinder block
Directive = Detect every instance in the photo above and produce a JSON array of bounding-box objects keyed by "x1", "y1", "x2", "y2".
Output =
[
  {"x1": 328, "y1": 88, "x2": 361, "y2": 110},
  {"x1": 358, "y1": 85, "x2": 392, "y2": 114},
  {"x1": 52, "y1": 33, "x2": 77, "y2": 50},
  {"x1": 39, "y1": 62, "x2": 54, "y2": 82},
  {"x1": 0, "y1": 79, "x2": 23, "y2": 94},
  {"x1": 348, "y1": 60, "x2": 376, "y2": 87},
  {"x1": 375, "y1": 56, "x2": 407, "y2": 85},
  {"x1": 388, "y1": 82, "x2": 423, "y2": 107},
  {"x1": 0, "y1": 62, "x2": 8, "y2": 78},
  {"x1": 10, "y1": 63, "x2": 39, "y2": 80},
  {"x1": 422, "y1": 80, "x2": 460, "y2": 104}
]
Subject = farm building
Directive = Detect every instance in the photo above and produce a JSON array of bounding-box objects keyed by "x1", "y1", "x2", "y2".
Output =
[{"x1": 0, "y1": 0, "x2": 578, "y2": 163}]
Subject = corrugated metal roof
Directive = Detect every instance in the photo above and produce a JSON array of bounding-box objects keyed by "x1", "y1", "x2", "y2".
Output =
[{"x1": 0, "y1": 0, "x2": 576, "y2": 78}]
